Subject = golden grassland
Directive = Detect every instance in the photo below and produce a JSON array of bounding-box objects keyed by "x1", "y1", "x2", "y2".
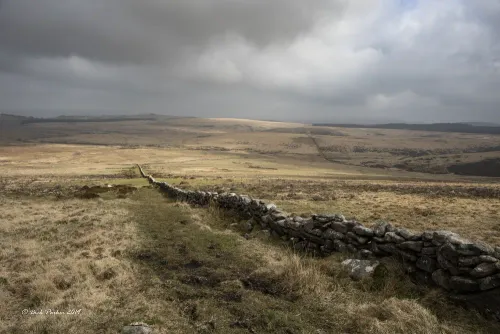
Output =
[
  {"x1": 1, "y1": 138, "x2": 500, "y2": 333},
  {"x1": 3, "y1": 115, "x2": 500, "y2": 175},
  {"x1": 2, "y1": 186, "x2": 499, "y2": 333}
]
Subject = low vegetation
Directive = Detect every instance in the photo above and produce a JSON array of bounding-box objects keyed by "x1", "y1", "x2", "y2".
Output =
[{"x1": 2, "y1": 185, "x2": 499, "y2": 333}]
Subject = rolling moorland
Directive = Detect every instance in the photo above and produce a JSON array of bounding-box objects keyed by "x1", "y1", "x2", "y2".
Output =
[{"x1": 2, "y1": 114, "x2": 500, "y2": 333}]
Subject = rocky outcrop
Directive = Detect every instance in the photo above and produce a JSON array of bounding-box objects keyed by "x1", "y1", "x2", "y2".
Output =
[{"x1": 137, "y1": 165, "x2": 500, "y2": 321}]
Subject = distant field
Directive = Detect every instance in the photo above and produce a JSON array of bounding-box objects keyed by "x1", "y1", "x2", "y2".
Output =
[{"x1": 2, "y1": 114, "x2": 500, "y2": 177}]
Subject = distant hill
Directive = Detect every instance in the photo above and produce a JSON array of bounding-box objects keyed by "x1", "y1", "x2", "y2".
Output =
[
  {"x1": 312, "y1": 122, "x2": 500, "y2": 135},
  {"x1": 15, "y1": 114, "x2": 172, "y2": 124},
  {"x1": 0, "y1": 113, "x2": 184, "y2": 124},
  {"x1": 459, "y1": 122, "x2": 500, "y2": 127}
]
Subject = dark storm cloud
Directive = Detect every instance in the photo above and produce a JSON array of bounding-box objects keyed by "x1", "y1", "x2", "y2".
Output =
[
  {"x1": 1, "y1": 0, "x2": 500, "y2": 123},
  {"x1": 0, "y1": 0, "x2": 338, "y2": 65}
]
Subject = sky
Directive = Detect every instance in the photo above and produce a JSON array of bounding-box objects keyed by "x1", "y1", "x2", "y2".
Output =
[{"x1": 0, "y1": 0, "x2": 499, "y2": 123}]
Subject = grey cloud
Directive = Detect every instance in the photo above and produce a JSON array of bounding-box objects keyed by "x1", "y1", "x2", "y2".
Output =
[
  {"x1": 1, "y1": 0, "x2": 500, "y2": 123},
  {"x1": 0, "y1": 0, "x2": 340, "y2": 65}
]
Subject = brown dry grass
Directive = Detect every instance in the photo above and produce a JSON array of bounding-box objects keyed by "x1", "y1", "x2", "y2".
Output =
[
  {"x1": 1, "y1": 140, "x2": 500, "y2": 332},
  {"x1": 0, "y1": 195, "x2": 186, "y2": 333},
  {"x1": 1, "y1": 182, "x2": 499, "y2": 333}
]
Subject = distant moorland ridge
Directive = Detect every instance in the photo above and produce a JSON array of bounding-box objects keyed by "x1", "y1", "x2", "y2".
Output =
[{"x1": 313, "y1": 123, "x2": 500, "y2": 135}]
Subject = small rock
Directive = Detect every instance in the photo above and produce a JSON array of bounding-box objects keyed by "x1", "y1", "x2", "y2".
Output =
[
  {"x1": 470, "y1": 263, "x2": 498, "y2": 278},
  {"x1": 370, "y1": 242, "x2": 387, "y2": 256},
  {"x1": 352, "y1": 225, "x2": 374, "y2": 237},
  {"x1": 458, "y1": 256, "x2": 483, "y2": 267},
  {"x1": 422, "y1": 231, "x2": 434, "y2": 241},
  {"x1": 347, "y1": 232, "x2": 369, "y2": 245},
  {"x1": 293, "y1": 216, "x2": 304, "y2": 223},
  {"x1": 377, "y1": 243, "x2": 398, "y2": 254},
  {"x1": 347, "y1": 244, "x2": 358, "y2": 253},
  {"x1": 480, "y1": 273, "x2": 500, "y2": 291},
  {"x1": 494, "y1": 246, "x2": 500, "y2": 259},
  {"x1": 331, "y1": 221, "x2": 348, "y2": 234},
  {"x1": 345, "y1": 221, "x2": 361, "y2": 231},
  {"x1": 384, "y1": 232, "x2": 405, "y2": 243},
  {"x1": 341, "y1": 259, "x2": 380, "y2": 281},
  {"x1": 456, "y1": 243, "x2": 481, "y2": 256},
  {"x1": 449, "y1": 276, "x2": 480, "y2": 292},
  {"x1": 416, "y1": 256, "x2": 438, "y2": 273},
  {"x1": 396, "y1": 228, "x2": 422, "y2": 241},
  {"x1": 433, "y1": 231, "x2": 459, "y2": 245},
  {"x1": 413, "y1": 270, "x2": 434, "y2": 286},
  {"x1": 265, "y1": 203, "x2": 277, "y2": 211},
  {"x1": 437, "y1": 253, "x2": 459, "y2": 276},
  {"x1": 398, "y1": 241, "x2": 423, "y2": 252},
  {"x1": 372, "y1": 221, "x2": 389, "y2": 237},
  {"x1": 480, "y1": 255, "x2": 499, "y2": 263},
  {"x1": 470, "y1": 242, "x2": 495, "y2": 255},
  {"x1": 421, "y1": 247, "x2": 437, "y2": 256},
  {"x1": 358, "y1": 249, "x2": 374, "y2": 259},
  {"x1": 242, "y1": 220, "x2": 254, "y2": 232},
  {"x1": 432, "y1": 269, "x2": 450, "y2": 290},
  {"x1": 333, "y1": 240, "x2": 347, "y2": 252},
  {"x1": 396, "y1": 250, "x2": 418, "y2": 262},
  {"x1": 323, "y1": 239, "x2": 334, "y2": 250},
  {"x1": 122, "y1": 322, "x2": 152, "y2": 334},
  {"x1": 322, "y1": 229, "x2": 345, "y2": 240},
  {"x1": 439, "y1": 243, "x2": 459, "y2": 262}
]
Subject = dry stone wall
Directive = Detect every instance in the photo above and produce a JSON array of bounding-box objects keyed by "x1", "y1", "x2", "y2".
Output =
[{"x1": 138, "y1": 165, "x2": 500, "y2": 320}]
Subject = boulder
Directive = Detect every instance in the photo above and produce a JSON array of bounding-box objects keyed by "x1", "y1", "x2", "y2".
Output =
[{"x1": 341, "y1": 259, "x2": 380, "y2": 281}]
